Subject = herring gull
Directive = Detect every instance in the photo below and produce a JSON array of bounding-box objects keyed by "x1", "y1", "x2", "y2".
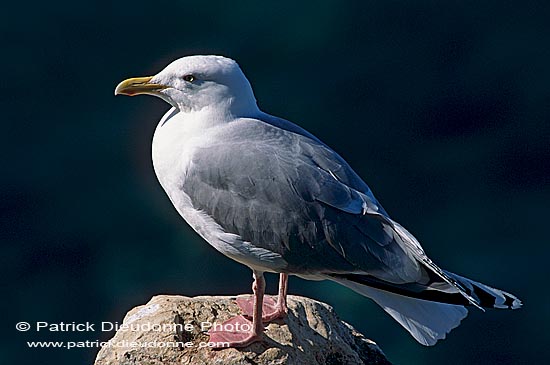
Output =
[{"x1": 115, "y1": 55, "x2": 521, "y2": 348}]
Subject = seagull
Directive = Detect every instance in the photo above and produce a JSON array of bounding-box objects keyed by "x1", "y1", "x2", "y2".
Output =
[{"x1": 115, "y1": 55, "x2": 521, "y2": 348}]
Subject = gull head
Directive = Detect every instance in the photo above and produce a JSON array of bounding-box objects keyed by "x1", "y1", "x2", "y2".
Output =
[{"x1": 115, "y1": 55, "x2": 258, "y2": 115}]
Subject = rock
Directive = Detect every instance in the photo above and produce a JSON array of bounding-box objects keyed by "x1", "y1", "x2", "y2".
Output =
[{"x1": 94, "y1": 295, "x2": 392, "y2": 365}]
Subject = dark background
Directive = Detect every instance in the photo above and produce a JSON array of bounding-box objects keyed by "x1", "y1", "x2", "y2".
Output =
[{"x1": 2, "y1": 1, "x2": 549, "y2": 364}]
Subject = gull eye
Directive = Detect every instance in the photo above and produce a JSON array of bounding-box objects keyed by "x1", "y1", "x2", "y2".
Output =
[{"x1": 182, "y1": 74, "x2": 195, "y2": 83}]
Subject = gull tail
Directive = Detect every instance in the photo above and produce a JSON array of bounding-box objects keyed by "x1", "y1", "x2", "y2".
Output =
[
  {"x1": 328, "y1": 275, "x2": 467, "y2": 346},
  {"x1": 327, "y1": 273, "x2": 521, "y2": 346}
]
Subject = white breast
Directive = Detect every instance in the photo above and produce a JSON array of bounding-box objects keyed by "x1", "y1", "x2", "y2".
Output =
[{"x1": 151, "y1": 107, "x2": 287, "y2": 273}]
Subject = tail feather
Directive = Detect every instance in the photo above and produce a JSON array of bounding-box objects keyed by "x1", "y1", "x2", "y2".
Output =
[
  {"x1": 328, "y1": 271, "x2": 521, "y2": 346},
  {"x1": 330, "y1": 275, "x2": 468, "y2": 346}
]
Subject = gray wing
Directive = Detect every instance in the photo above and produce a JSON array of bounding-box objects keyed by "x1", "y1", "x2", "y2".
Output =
[{"x1": 182, "y1": 117, "x2": 427, "y2": 283}]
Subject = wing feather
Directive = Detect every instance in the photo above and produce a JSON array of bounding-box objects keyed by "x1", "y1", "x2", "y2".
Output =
[{"x1": 182, "y1": 117, "x2": 423, "y2": 282}]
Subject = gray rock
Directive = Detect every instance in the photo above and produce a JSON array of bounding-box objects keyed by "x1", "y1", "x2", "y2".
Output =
[{"x1": 94, "y1": 295, "x2": 392, "y2": 365}]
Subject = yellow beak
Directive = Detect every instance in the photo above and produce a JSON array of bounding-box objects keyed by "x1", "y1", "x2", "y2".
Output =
[{"x1": 114, "y1": 76, "x2": 168, "y2": 96}]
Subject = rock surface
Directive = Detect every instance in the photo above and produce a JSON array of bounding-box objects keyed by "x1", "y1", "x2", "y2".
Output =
[{"x1": 94, "y1": 295, "x2": 392, "y2": 365}]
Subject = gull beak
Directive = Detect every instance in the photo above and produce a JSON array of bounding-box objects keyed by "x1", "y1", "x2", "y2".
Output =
[{"x1": 114, "y1": 76, "x2": 168, "y2": 96}]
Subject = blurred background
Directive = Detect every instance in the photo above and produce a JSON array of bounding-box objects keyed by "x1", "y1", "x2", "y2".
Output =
[{"x1": 2, "y1": 1, "x2": 549, "y2": 364}]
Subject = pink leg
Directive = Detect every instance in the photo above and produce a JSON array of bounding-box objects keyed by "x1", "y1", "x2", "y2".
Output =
[
  {"x1": 236, "y1": 273, "x2": 288, "y2": 322},
  {"x1": 208, "y1": 270, "x2": 265, "y2": 348},
  {"x1": 276, "y1": 273, "x2": 288, "y2": 317}
]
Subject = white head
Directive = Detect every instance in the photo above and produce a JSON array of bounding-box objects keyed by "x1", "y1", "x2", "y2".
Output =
[{"x1": 115, "y1": 55, "x2": 258, "y2": 116}]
